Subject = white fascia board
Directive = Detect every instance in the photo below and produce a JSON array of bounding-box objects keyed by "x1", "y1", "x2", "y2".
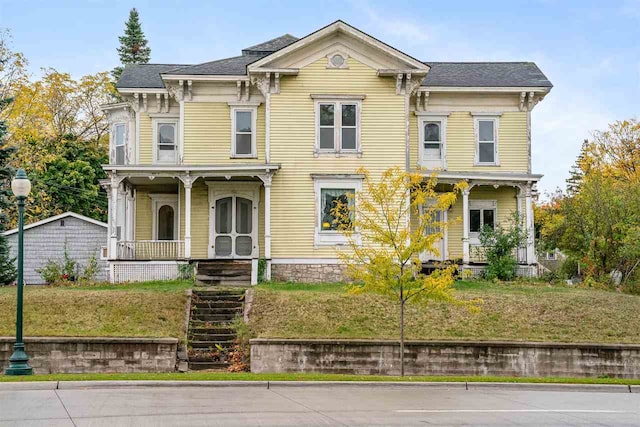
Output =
[
  {"x1": 118, "y1": 88, "x2": 169, "y2": 94},
  {"x1": 3, "y1": 212, "x2": 108, "y2": 236},
  {"x1": 248, "y1": 68, "x2": 299, "y2": 75},
  {"x1": 420, "y1": 86, "x2": 551, "y2": 93},
  {"x1": 247, "y1": 21, "x2": 429, "y2": 72},
  {"x1": 377, "y1": 69, "x2": 429, "y2": 76},
  {"x1": 161, "y1": 74, "x2": 250, "y2": 82},
  {"x1": 103, "y1": 164, "x2": 280, "y2": 173},
  {"x1": 420, "y1": 170, "x2": 543, "y2": 182},
  {"x1": 100, "y1": 102, "x2": 130, "y2": 111}
]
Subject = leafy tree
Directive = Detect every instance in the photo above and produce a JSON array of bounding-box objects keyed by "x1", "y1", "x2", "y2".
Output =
[
  {"x1": 0, "y1": 97, "x2": 16, "y2": 285},
  {"x1": 112, "y1": 8, "x2": 151, "y2": 81},
  {"x1": 334, "y1": 167, "x2": 481, "y2": 376},
  {"x1": 477, "y1": 213, "x2": 525, "y2": 281}
]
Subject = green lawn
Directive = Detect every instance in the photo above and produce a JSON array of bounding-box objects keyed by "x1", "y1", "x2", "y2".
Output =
[
  {"x1": 0, "y1": 280, "x2": 190, "y2": 338},
  {"x1": 250, "y1": 281, "x2": 640, "y2": 343},
  {"x1": 1, "y1": 371, "x2": 639, "y2": 385}
]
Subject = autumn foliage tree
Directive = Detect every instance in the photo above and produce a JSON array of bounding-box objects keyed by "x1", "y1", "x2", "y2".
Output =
[{"x1": 334, "y1": 167, "x2": 481, "y2": 375}]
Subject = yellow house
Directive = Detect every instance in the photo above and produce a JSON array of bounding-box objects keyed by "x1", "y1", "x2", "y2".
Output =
[{"x1": 102, "y1": 20, "x2": 552, "y2": 284}]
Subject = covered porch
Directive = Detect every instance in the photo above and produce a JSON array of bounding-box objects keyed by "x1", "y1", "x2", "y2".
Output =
[{"x1": 102, "y1": 164, "x2": 278, "y2": 283}]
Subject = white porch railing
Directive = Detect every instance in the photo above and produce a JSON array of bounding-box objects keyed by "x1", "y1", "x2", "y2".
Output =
[
  {"x1": 470, "y1": 244, "x2": 528, "y2": 264},
  {"x1": 117, "y1": 240, "x2": 185, "y2": 260}
]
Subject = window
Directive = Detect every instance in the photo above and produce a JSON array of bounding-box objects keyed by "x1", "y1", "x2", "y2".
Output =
[
  {"x1": 231, "y1": 107, "x2": 257, "y2": 157},
  {"x1": 113, "y1": 123, "x2": 126, "y2": 165},
  {"x1": 150, "y1": 194, "x2": 179, "y2": 240},
  {"x1": 316, "y1": 101, "x2": 361, "y2": 154},
  {"x1": 468, "y1": 200, "x2": 497, "y2": 243},
  {"x1": 157, "y1": 205, "x2": 175, "y2": 241},
  {"x1": 154, "y1": 120, "x2": 178, "y2": 163},
  {"x1": 418, "y1": 116, "x2": 447, "y2": 168},
  {"x1": 313, "y1": 177, "x2": 362, "y2": 245},
  {"x1": 474, "y1": 116, "x2": 499, "y2": 165}
]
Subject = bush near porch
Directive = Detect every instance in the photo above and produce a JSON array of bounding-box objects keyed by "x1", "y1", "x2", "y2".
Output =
[
  {"x1": 249, "y1": 281, "x2": 640, "y2": 344},
  {"x1": 0, "y1": 281, "x2": 190, "y2": 338}
]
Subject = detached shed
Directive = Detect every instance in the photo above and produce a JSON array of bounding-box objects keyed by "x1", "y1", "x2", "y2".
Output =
[{"x1": 3, "y1": 212, "x2": 108, "y2": 284}]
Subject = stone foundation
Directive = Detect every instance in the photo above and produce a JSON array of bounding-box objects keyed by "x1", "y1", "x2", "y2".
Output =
[
  {"x1": 251, "y1": 339, "x2": 640, "y2": 378},
  {"x1": 271, "y1": 263, "x2": 347, "y2": 283},
  {"x1": 0, "y1": 337, "x2": 178, "y2": 374}
]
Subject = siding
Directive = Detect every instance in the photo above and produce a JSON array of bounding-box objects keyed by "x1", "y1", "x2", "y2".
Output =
[
  {"x1": 139, "y1": 113, "x2": 153, "y2": 164},
  {"x1": 270, "y1": 57, "x2": 405, "y2": 258},
  {"x1": 6, "y1": 217, "x2": 108, "y2": 285},
  {"x1": 134, "y1": 187, "x2": 154, "y2": 241},
  {"x1": 410, "y1": 111, "x2": 528, "y2": 172}
]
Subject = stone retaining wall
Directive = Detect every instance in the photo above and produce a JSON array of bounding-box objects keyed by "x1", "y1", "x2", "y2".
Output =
[
  {"x1": 251, "y1": 339, "x2": 640, "y2": 378},
  {"x1": 0, "y1": 337, "x2": 178, "y2": 374},
  {"x1": 271, "y1": 264, "x2": 347, "y2": 283}
]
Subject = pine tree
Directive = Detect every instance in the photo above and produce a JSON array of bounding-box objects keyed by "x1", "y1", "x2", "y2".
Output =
[
  {"x1": 112, "y1": 8, "x2": 151, "y2": 81},
  {"x1": 0, "y1": 97, "x2": 17, "y2": 285},
  {"x1": 566, "y1": 139, "x2": 590, "y2": 195}
]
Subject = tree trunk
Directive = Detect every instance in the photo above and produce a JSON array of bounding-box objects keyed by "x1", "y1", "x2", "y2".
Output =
[{"x1": 400, "y1": 298, "x2": 405, "y2": 377}]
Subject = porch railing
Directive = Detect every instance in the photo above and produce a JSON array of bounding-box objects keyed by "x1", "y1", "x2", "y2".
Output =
[
  {"x1": 117, "y1": 240, "x2": 185, "y2": 260},
  {"x1": 470, "y1": 244, "x2": 528, "y2": 264}
]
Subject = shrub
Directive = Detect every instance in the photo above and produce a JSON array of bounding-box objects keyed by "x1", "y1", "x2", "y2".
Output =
[
  {"x1": 478, "y1": 213, "x2": 525, "y2": 281},
  {"x1": 38, "y1": 245, "x2": 100, "y2": 285}
]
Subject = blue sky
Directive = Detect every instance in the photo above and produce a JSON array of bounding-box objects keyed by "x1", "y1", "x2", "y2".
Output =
[{"x1": 1, "y1": 0, "x2": 639, "y2": 195}]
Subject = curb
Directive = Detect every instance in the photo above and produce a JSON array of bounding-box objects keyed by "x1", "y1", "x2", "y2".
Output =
[{"x1": 0, "y1": 380, "x2": 636, "y2": 392}]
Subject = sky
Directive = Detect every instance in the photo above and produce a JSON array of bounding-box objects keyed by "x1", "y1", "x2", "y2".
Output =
[{"x1": 1, "y1": 0, "x2": 638, "y2": 195}]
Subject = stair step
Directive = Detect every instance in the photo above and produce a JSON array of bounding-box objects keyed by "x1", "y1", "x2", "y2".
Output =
[
  {"x1": 193, "y1": 301, "x2": 244, "y2": 309},
  {"x1": 191, "y1": 294, "x2": 245, "y2": 301},
  {"x1": 190, "y1": 341, "x2": 236, "y2": 349},
  {"x1": 192, "y1": 306, "x2": 242, "y2": 314},
  {"x1": 189, "y1": 327, "x2": 234, "y2": 334},
  {"x1": 191, "y1": 314, "x2": 239, "y2": 322},
  {"x1": 189, "y1": 333, "x2": 236, "y2": 341},
  {"x1": 188, "y1": 361, "x2": 230, "y2": 371}
]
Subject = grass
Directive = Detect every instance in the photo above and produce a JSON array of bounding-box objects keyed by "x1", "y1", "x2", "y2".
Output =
[
  {"x1": 1, "y1": 371, "x2": 639, "y2": 385},
  {"x1": 0, "y1": 280, "x2": 190, "y2": 338},
  {"x1": 251, "y1": 280, "x2": 640, "y2": 343}
]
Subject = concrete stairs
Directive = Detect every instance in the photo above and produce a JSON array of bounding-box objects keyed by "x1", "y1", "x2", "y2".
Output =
[
  {"x1": 187, "y1": 288, "x2": 246, "y2": 371},
  {"x1": 194, "y1": 260, "x2": 252, "y2": 287}
]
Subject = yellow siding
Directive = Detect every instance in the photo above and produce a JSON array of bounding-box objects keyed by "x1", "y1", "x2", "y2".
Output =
[
  {"x1": 410, "y1": 111, "x2": 528, "y2": 172},
  {"x1": 270, "y1": 57, "x2": 405, "y2": 258},
  {"x1": 178, "y1": 181, "x2": 210, "y2": 259},
  {"x1": 409, "y1": 113, "x2": 419, "y2": 168},
  {"x1": 182, "y1": 103, "x2": 265, "y2": 164},
  {"x1": 134, "y1": 187, "x2": 153, "y2": 240},
  {"x1": 447, "y1": 186, "x2": 518, "y2": 259},
  {"x1": 138, "y1": 113, "x2": 153, "y2": 164}
]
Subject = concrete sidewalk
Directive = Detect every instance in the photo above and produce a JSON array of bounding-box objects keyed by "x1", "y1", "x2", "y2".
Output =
[{"x1": 0, "y1": 382, "x2": 639, "y2": 426}]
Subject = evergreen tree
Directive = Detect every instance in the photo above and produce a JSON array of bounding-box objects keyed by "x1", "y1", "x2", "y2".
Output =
[
  {"x1": 112, "y1": 8, "x2": 151, "y2": 81},
  {"x1": 0, "y1": 97, "x2": 17, "y2": 285},
  {"x1": 566, "y1": 139, "x2": 589, "y2": 195}
]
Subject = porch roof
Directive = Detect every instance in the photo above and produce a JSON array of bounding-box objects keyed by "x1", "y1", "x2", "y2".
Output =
[
  {"x1": 418, "y1": 170, "x2": 542, "y2": 184},
  {"x1": 103, "y1": 163, "x2": 280, "y2": 178}
]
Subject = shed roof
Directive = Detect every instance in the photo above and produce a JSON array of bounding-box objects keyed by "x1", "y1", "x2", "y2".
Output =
[{"x1": 2, "y1": 212, "x2": 107, "y2": 236}]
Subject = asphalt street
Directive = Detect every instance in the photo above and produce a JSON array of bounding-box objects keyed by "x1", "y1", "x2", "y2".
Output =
[{"x1": 0, "y1": 383, "x2": 638, "y2": 426}]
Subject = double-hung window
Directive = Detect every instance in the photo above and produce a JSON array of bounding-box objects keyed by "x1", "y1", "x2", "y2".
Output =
[
  {"x1": 112, "y1": 123, "x2": 126, "y2": 165},
  {"x1": 313, "y1": 177, "x2": 362, "y2": 246},
  {"x1": 418, "y1": 115, "x2": 447, "y2": 168},
  {"x1": 469, "y1": 200, "x2": 497, "y2": 242},
  {"x1": 231, "y1": 107, "x2": 257, "y2": 158},
  {"x1": 154, "y1": 119, "x2": 178, "y2": 164},
  {"x1": 474, "y1": 115, "x2": 499, "y2": 165},
  {"x1": 315, "y1": 99, "x2": 361, "y2": 155}
]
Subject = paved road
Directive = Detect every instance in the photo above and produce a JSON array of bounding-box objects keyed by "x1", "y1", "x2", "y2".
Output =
[{"x1": 0, "y1": 383, "x2": 639, "y2": 426}]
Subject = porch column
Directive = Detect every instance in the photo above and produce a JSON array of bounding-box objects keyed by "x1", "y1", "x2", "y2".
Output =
[
  {"x1": 180, "y1": 175, "x2": 196, "y2": 259},
  {"x1": 525, "y1": 184, "x2": 536, "y2": 265},
  {"x1": 462, "y1": 187, "x2": 470, "y2": 264},
  {"x1": 108, "y1": 174, "x2": 123, "y2": 259},
  {"x1": 263, "y1": 175, "x2": 272, "y2": 281}
]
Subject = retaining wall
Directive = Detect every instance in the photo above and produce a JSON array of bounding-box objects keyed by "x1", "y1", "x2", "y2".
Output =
[
  {"x1": 0, "y1": 337, "x2": 178, "y2": 374},
  {"x1": 251, "y1": 339, "x2": 640, "y2": 378}
]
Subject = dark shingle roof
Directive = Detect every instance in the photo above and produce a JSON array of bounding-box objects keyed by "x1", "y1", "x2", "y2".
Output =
[
  {"x1": 116, "y1": 64, "x2": 189, "y2": 89},
  {"x1": 165, "y1": 55, "x2": 259, "y2": 76},
  {"x1": 241, "y1": 34, "x2": 298, "y2": 55},
  {"x1": 422, "y1": 62, "x2": 552, "y2": 88}
]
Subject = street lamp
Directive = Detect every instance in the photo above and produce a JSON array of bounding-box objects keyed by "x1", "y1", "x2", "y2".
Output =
[{"x1": 5, "y1": 169, "x2": 33, "y2": 376}]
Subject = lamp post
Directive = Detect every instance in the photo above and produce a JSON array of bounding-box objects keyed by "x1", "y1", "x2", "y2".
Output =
[{"x1": 5, "y1": 169, "x2": 33, "y2": 376}]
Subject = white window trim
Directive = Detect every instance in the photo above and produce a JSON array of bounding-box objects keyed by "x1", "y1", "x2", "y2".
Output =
[
  {"x1": 417, "y1": 116, "x2": 447, "y2": 169},
  {"x1": 469, "y1": 199, "x2": 497, "y2": 244},
  {"x1": 150, "y1": 194, "x2": 179, "y2": 240},
  {"x1": 473, "y1": 116, "x2": 500, "y2": 166},
  {"x1": 230, "y1": 106, "x2": 258, "y2": 159},
  {"x1": 111, "y1": 122, "x2": 128, "y2": 165},
  {"x1": 313, "y1": 177, "x2": 362, "y2": 246},
  {"x1": 314, "y1": 100, "x2": 362, "y2": 157},
  {"x1": 152, "y1": 118, "x2": 180, "y2": 165}
]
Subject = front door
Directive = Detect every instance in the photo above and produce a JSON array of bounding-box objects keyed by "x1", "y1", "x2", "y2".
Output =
[
  {"x1": 212, "y1": 195, "x2": 254, "y2": 258},
  {"x1": 421, "y1": 208, "x2": 448, "y2": 262}
]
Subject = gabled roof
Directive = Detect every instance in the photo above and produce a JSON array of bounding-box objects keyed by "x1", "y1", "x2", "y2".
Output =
[
  {"x1": 166, "y1": 55, "x2": 258, "y2": 76},
  {"x1": 117, "y1": 63, "x2": 189, "y2": 89},
  {"x1": 422, "y1": 62, "x2": 553, "y2": 88},
  {"x1": 2, "y1": 212, "x2": 107, "y2": 236},
  {"x1": 241, "y1": 34, "x2": 298, "y2": 55}
]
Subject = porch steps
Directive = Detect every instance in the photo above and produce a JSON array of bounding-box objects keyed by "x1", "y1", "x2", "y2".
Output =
[
  {"x1": 187, "y1": 288, "x2": 246, "y2": 371},
  {"x1": 194, "y1": 260, "x2": 252, "y2": 286}
]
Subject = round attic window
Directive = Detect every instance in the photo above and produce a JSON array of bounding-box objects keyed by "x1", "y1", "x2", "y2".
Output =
[{"x1": 330, "y1": 54, "x2": 345, "y2": 67}]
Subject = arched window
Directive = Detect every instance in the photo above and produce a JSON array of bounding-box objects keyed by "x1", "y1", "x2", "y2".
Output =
[{"x1": 157, "y1": 205, "x2": 175, "y2": 241}]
